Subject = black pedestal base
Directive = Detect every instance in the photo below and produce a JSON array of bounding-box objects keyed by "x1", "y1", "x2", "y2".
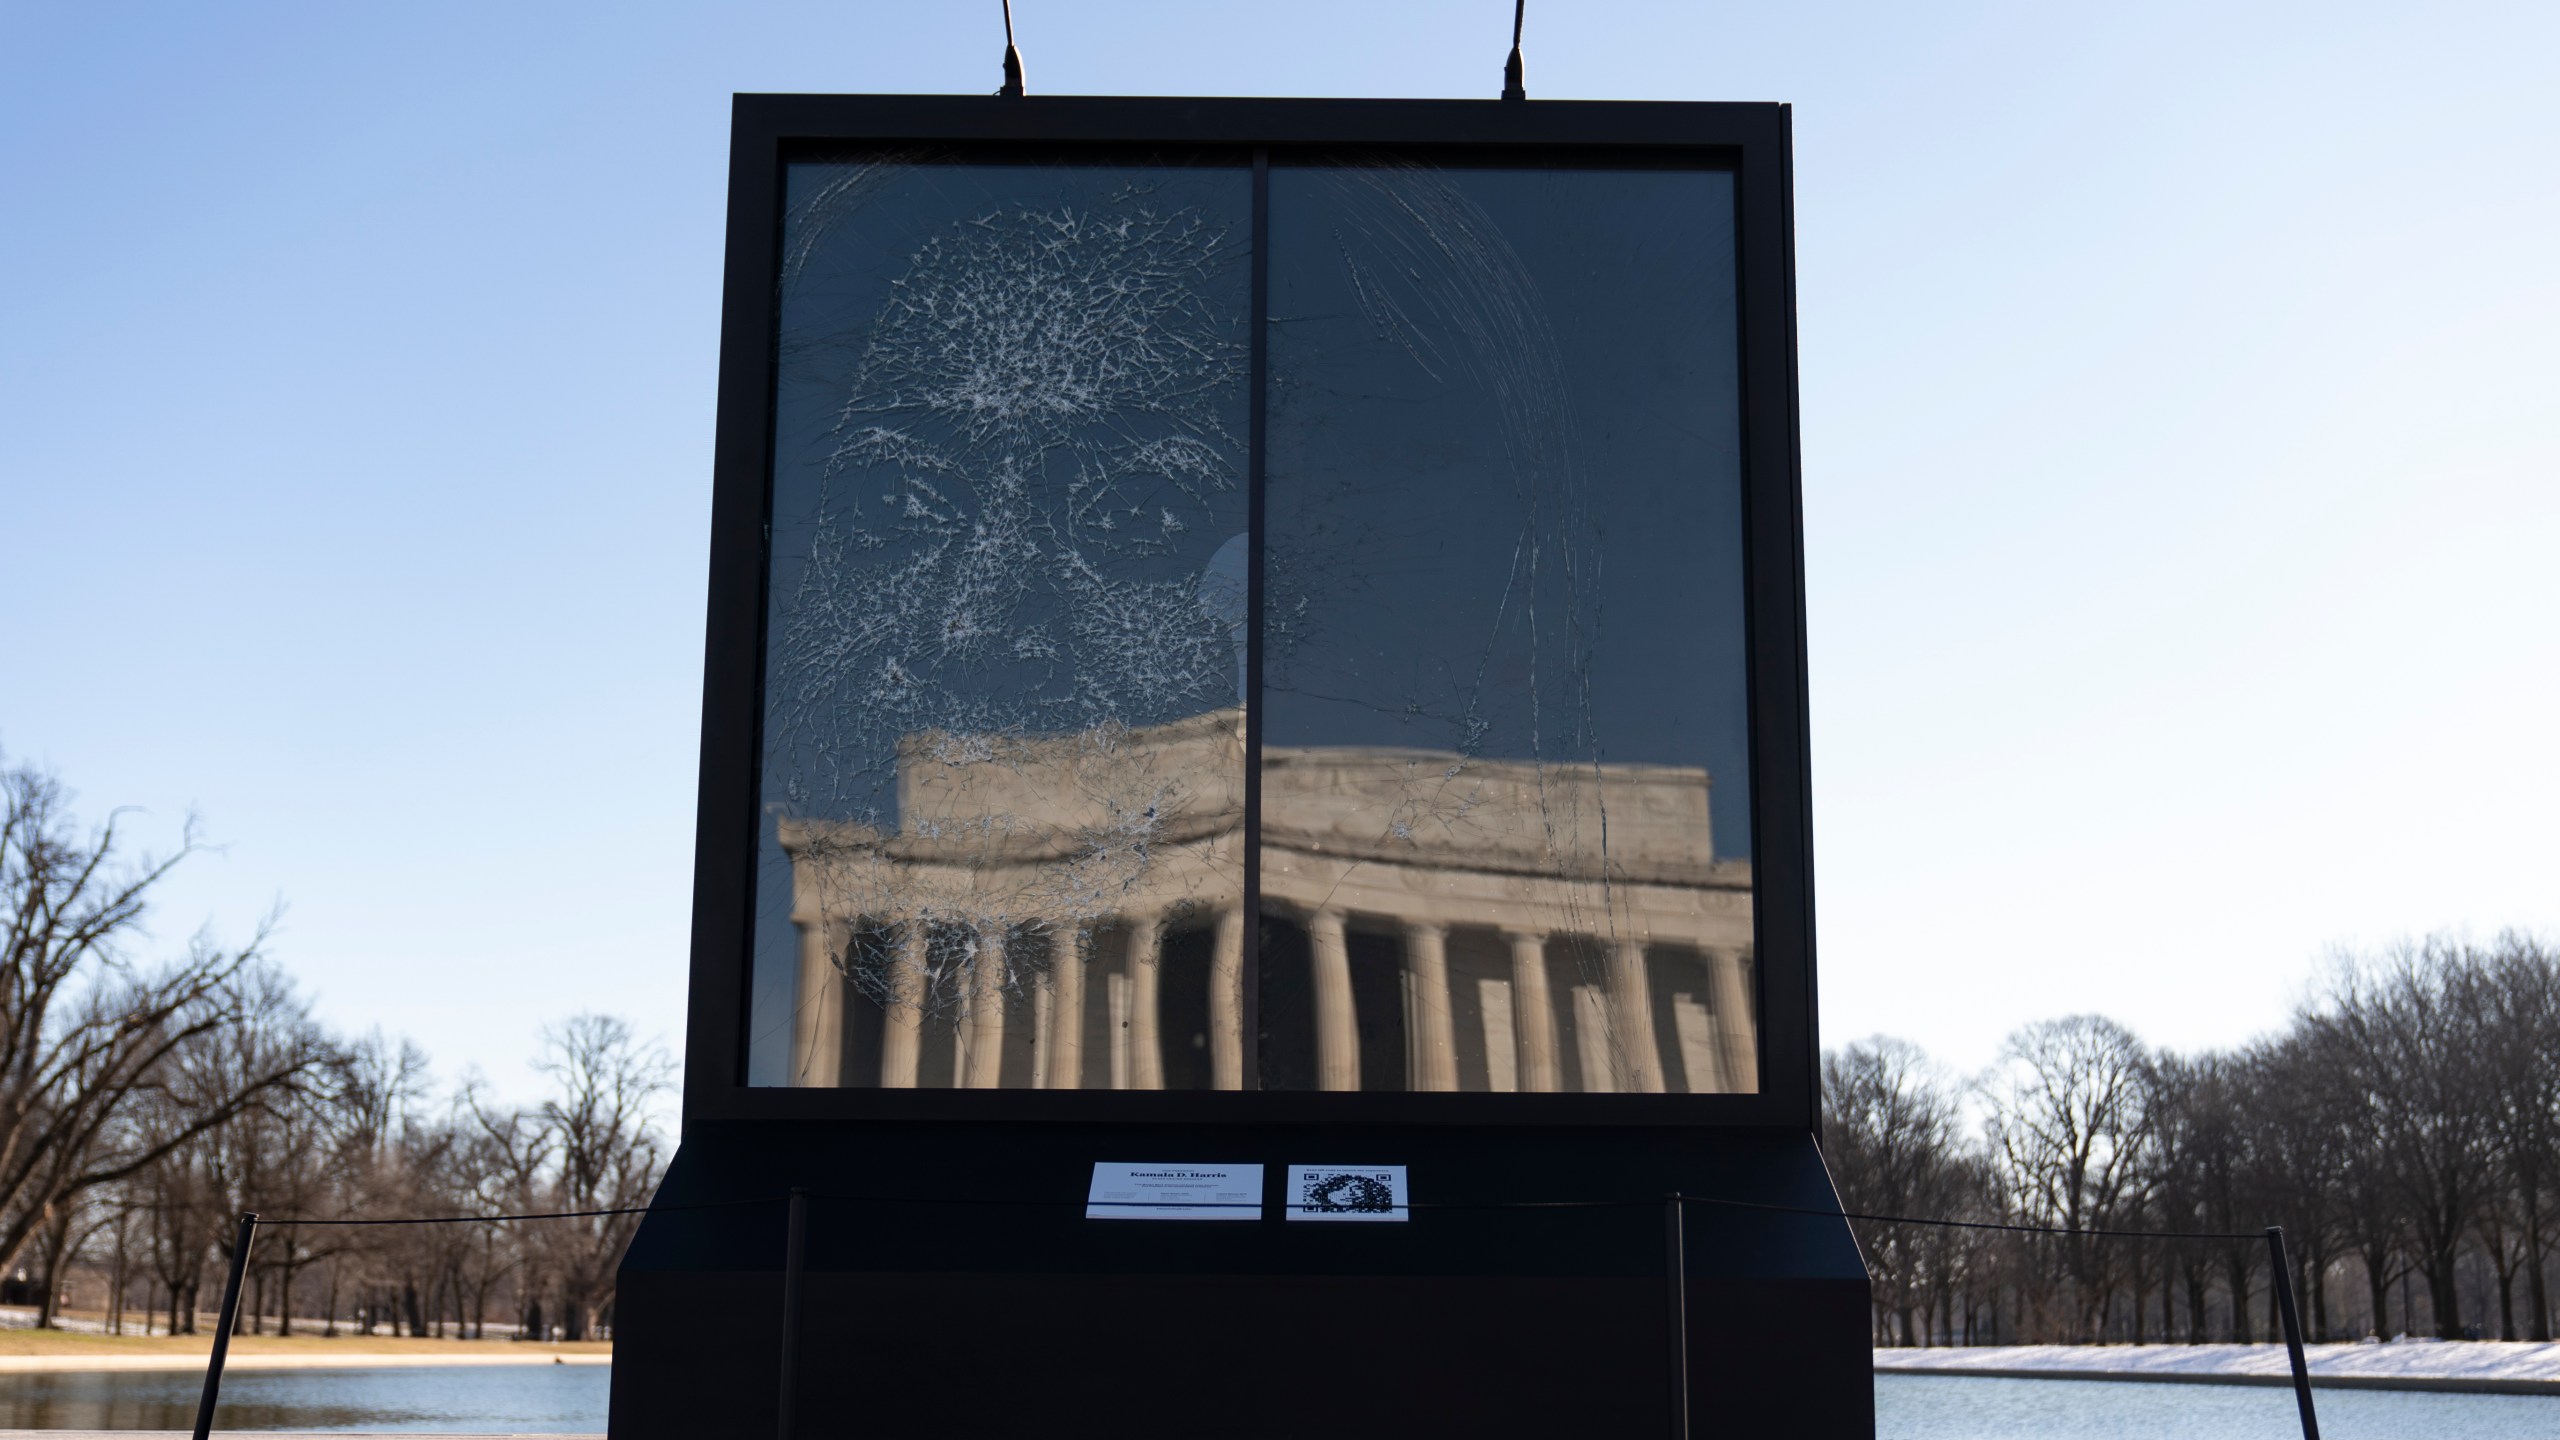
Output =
[{"x1": 611, "y1": 1122, "x2": 1872, "y2": 1438}]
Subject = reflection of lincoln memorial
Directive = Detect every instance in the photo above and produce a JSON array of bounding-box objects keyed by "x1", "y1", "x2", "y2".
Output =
[{"x1": 780, "y1": 710, "x2": 1755, "y2": 1094}]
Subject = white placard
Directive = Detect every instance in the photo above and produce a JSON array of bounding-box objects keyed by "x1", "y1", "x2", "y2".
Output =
[
  {"x1": 1285, "y1": 1164, "x2": 1410, "y2": 1222},
  {"x1": 1085, "y1": 1162, "x2": 1264, "y2": 1221}
]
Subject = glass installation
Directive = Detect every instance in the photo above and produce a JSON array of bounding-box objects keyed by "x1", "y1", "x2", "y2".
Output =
[{"x1": 749, "y1": 152, "x2": 1755, "y2": 1096}]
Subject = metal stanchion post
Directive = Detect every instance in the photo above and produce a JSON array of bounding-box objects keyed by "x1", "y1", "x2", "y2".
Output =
[
  {"x1": 1665, "y1": 1193, "x2": 1690, "y2": 1440},
  {"x1": 2265, "y1": 1225, "x2": 2322, "y2": 1440},
  {"x1": 191, "y1": 1211, "x2": 259, "y2": 1440},
  {"x1": 776, "y1": 1189, "x2": 808, "y2": 1440}
]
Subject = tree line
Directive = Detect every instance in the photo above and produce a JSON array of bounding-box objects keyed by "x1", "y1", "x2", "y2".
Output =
[
  {"x1": 1824, "y1": 933, "x2": 2560, "y2": 1347},
  {"x1": 26, "y1": 748, "x2": 2554, "y2": 1349},
  {"x1": 2, "y1": 757, "x2": 671, "y2": 1340}
]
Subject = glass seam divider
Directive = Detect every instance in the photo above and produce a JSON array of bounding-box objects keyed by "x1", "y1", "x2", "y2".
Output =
[{"x1": 1242, "y1": 144, "x2": 1270, "y2": 1092}]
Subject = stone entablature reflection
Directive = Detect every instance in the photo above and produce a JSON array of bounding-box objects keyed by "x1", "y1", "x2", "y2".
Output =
[{"x1": 779, "y1": 710, "x2": 1755, "y2": 1094}]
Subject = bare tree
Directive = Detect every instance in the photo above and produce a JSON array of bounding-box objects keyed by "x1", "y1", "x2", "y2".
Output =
[
  {"x1": 2302, "y1": 939, "x2": 2499, "y2": 1339},
  {"x1": 464, "y1": 1085, "x2": 552, "y2": 1338},
  {"x1": 2480, "y1": 933, "x2": 2560, "y2": 1339},
  {"x1": 1811, "y1": 934, "x2": 2559, "y2": 1347},
  {"x1": 1823, "y1": 1037, "x2": 1976, "y2": 1345},
  {"x1": 524, "y1": 1015, "x2": 671, "y2": 1340},
  {"x1": 0, "y1": 759, "x2": 327, "y2": 1278},
  {"x1": 2248, "y1": 1035, "x2": 2350, "y2": 1339},
  {"x1": 2152, "y1": 1050, "x2": 2274, "y2": 1340},
  {"x1": 1982, "y1": 1015, "x2": 2156, "y2": 1341},
  {"x1": 136, "y1": 1129, "x2": 217, "y2": 1334},
  {"x1": 446, "y1": 1114, "x2": 527, "y2": 1338}
]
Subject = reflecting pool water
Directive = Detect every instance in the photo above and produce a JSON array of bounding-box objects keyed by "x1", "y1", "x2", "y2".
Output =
[
  {"x1": 1880, "y1": 1373, "x2": 2560, "y2": 1439},
  {"x1": 1, "y1": 1366, "x2": 2550, "y2": 1435},
  {"x1": 0, "y1": 1364, "x2": 608, "y2": 1432}
]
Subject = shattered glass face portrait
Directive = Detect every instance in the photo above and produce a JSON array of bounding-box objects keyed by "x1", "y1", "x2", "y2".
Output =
[
  {"x1": 749, "y1": 153, "x2": 1755, "y2": 1098},
  {"x1": 753, "y1": 158, "x2": 1252, "y2": 1089}
]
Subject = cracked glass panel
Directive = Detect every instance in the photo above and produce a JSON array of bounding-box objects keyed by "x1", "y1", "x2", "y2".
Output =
[
  {"x1": 752, "y1": 156, "x2": 1252, "y2": 1088},
  {"x1": 1257, "y1": 162, "x2": 1756, "y2": 1095}
]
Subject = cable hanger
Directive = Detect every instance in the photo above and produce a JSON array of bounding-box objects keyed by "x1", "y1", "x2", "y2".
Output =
[{"x1": 999, "y1": 0, "x2": 1026, "y2": 97}]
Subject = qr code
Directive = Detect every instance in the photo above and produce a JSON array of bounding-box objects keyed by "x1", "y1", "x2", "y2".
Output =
[{"x1": 1299, "y1": 1171, "x2": 1395, "y2": 1213}]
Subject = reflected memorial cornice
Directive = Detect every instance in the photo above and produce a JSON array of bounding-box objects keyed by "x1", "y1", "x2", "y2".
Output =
[{"x1": 777, "y1": 706, "x2": 1758, "y2": 1095}]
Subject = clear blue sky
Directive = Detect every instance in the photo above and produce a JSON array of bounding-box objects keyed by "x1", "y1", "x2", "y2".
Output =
[{"x1": 5, "y1": 1, "x2": 2555, "y2": 1104}]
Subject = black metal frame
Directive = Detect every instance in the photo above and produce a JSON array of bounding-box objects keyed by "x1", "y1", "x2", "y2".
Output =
[{"x1": 683, "y1": 94, "x2": 1815, "y2": 1131}]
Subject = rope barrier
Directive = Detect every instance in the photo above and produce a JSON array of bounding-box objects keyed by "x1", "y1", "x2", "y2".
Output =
[
  {"x1": 261, "y1": 1197, "x2": 772, "y2": 1227},
  {"x1": 186, "y1": 1191, "x2": 2323, "y2": 1440},
  {"x1": 1692, "y1": 1197, "x2": 2268, "y2": 1242},
  {"x1": 241, "y1": 1190, "x2": 2268, "y2": 1241}
]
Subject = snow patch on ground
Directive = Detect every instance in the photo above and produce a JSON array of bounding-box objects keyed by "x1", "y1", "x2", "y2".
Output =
[{"x1": 1874, "y1": 1340, "x2": 2560, "y2": 1384}]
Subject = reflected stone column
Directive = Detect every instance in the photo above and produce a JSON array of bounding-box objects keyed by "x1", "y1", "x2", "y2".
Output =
[
  {"x1": 878, "y1": 921, "x2": 925, "y2": 1088},
  {"x1": 963, "y1": 927, "x2": 1008, "y2": 1089},
  {"x1": 1505, "y1": 929, "x2": 1560, "y2": 1094},
  {"x1": 1129, "y1": 913, "x2": 1165, "y2": 1090},
  {"x1": 1310, "y1": 909, "x2": 1359, "y2": 1091},
  {"x1": 789, "y1": 914, "x2": 844, "y2": 1088},
  {"x1": 1573, "y1": 986, "x2": 1616, "y2": 1093},
  {"x1": 1045, "y1": 926, "x2": 1088, "y2": 1090},
  {"x1": 1030, "y1": 971, "x2": 1056, "y2": 1090},
  {"x1": 1210, "y1": 905, "x2": 1245, "y2": 1090},
  {"x1": 1710, "y1": 947, "x2": 1758, "y2": 1093},
  {"x1": 1404, "y1": 923, "x2": 1457, "y2": 1092},
  {"x1": 1608, "y1": 938, "x2": 1664, "y2": 1094}
]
